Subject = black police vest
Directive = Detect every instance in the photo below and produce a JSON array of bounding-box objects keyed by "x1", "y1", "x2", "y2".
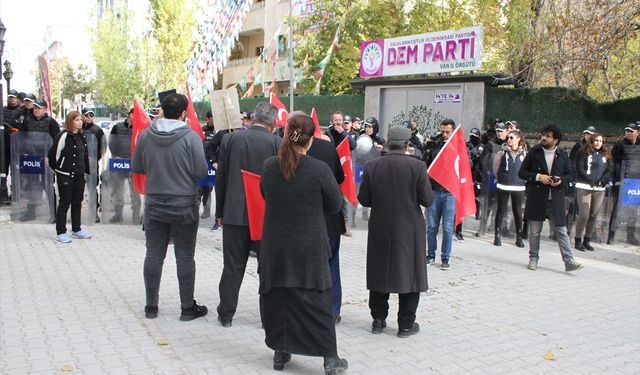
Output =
[{"x1": 497, "y1": 149, "x2": 526, "y2": 187}]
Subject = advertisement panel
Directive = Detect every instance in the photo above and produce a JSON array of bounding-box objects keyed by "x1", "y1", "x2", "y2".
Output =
[{"x1": 360, "y1": 26, "x2": 484, "y2": 78}]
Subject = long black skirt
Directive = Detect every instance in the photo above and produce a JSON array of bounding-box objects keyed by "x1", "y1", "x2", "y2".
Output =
[{"x1": 260, "y1": 287, "x2": 337, "y2": 357}]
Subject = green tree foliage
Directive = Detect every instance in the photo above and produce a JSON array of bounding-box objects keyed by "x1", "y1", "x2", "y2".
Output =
[
  {"x1": 148, "y1": 0, "x2": 197, "y2": 91},
  {"x1": 47, "y1": 57, "x2": 94, "y2": 115}
]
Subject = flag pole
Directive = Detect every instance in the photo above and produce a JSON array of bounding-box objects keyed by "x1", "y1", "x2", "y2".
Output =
[
  {"x1": 288, "y1": 0, "x2": 295, "y2": 111},
  {"x1": 426, "y1": 125, "x2": 463, "y2": 174}
]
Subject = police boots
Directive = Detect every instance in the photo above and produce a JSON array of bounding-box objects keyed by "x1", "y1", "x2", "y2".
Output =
[
  {"x1": 19, "y1": 205, "x2": 37, "y2": 221},
  {"x1": 109, "y1": 206, "x2": 124, "y2": 223}
]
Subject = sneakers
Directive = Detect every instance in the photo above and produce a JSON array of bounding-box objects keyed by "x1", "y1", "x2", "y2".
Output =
[
  {"x1": 217, "y1": 316, "x2": 232, "y2": 327},
  {"x1": 527, "y1": 258, "x2": 538, "y2": 270},
  {"x1": 72, "y1": 230, "x2": 92, "y2": 239},
  {"x1": 565, "y1": 261, "x2": 584, "y2": 272},
  {"x1": 371, "y1": 318, "x2": 386, "y2": 334},
  {"x1": 145, "y1": 306, "x2": 158, "y2": 319},
  {"x1": 210, "y1": 222, "x2": 220, "y2": 231},
  {"x1": 455, "y1": 232, "x2": 464, "y2": 242},
  {"x1": 56, "y1": 233, "x2": 72, "y2": 243},
  {"x1": 397, "y1": 322, "x2": 420, "y2": 338},
  {"x1": 426, "y1": 257, "x2": 435, "y2": 266},
  {"x1": 324, "y1": 357, "x2": 348, "y2": 375},
  {"x1": 440, "y1": 259, "x2": 451, "y2": 270},
  {"x1": 179, "y1": 300, "x2": 208, "y2": 321}
]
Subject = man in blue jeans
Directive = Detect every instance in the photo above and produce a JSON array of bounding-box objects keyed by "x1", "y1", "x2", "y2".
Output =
[{"x1": 422, "y1": 119, "x2": 456, "y2": 270}]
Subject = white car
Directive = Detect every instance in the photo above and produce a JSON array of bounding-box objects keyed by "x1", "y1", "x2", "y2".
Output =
[{"x1": 99, "y1": 121, "x2": 113, "y2": 129}]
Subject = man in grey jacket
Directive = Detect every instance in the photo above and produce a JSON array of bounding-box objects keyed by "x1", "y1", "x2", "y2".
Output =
[{"x1": 132, "y1": 93, "x2": 209, "y2": 321}]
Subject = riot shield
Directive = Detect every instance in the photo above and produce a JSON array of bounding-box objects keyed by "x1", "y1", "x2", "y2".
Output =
[
  {"x1": 607, "y1": 160, "x2": 640, "y2": 245},
  {"x1": 100, "y1": 133, "x2": 143, "y2": 224},
  {"x1": 476, "y1": 171, "x2": 498, "y2": 237},
  {"x1": 81, "y1": 134, "x2": 98, "y2": 225},
  {"x1": 9, "y1": 132, "x2": 55, "y2": 223}
]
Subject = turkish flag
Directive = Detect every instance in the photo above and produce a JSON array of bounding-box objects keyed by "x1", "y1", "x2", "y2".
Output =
[
  {"x1": 311, "y1": 108, "x2": 322, "y2": 138},
  {"x1": 269, "y1": 93, "x2": 289, "y2": 127},
  {"x1": 131, "y1": 98, "x2": 150, "y2": 195},
  {"x1": 186, "y1": 85, "x2": 205, "y2": 140},
  {"x1": 336, "y1": 138, "x2": 357, "y2": 205},
  {"x1": 241, "y1": 170, "x2": 265, "y2": 241},
  {"x1": 427, "y1": 126, "x2": 477, "y2": 226}
]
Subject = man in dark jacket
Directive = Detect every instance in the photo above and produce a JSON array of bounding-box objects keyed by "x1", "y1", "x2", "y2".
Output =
[
  {"x1": 132, "y1": 93, "x2": 209, "y2": 321},
  {"x1": 13, "y1": 99, "x2": 60, "y2": 221},
  {"x1": 358, "y1": 126, "x2": 434, "y2": 338},
  {"x1": 198, "y1": 111, "x2": 216, "y2": 219},
  {"x1": 105, "y1": 108, "x2": 141, "y2": 223},
  {"x1": 215, "y1": 102, "x2": 281, "y2": 327},
  {"x1": 307, "y1": 133, "x2": 346, "y2": 324},
  {"x1": 1, "y1": 89, "x2": 21, "y2": 204},
  {"x1": 81, "y1": 109, "x2": 105, "y2": 222},
  {"x1": 607, "y1": 123, "x2": 639, "y2": 245},
  {"x1": 519, "y1": 124, "x2": 583, "y2": 272}
]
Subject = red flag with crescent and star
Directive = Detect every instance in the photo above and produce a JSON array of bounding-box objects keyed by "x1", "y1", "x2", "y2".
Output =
[
  {"x1": 336, "y1": 138, "x2": 357, "y2": 205},
  {"x1": 131, "y1": 98, "x2": 150, "y2": 194},
  {"x1": 269, "y1": 93, "x2": 289, "y2": 127},
  {"x1": 427, "y1": 126, "x2": 476, "y2": 226}
]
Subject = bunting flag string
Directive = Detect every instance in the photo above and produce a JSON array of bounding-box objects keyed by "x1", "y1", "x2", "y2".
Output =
[
  {"x1": 186, "y1": 0, "x2": 252, "y2": 99},
  {"x1": 313, "y1": 3, "x2": 350, "y2": 94}
]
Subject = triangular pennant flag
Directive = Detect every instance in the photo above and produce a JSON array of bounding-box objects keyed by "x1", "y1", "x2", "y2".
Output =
[
  {"x1": 427, "y1": 126, "x2": 477, "y2": 226},
  {"x1": 131, "y1": 98, "x2": 150, "y2": 195},
  {"x1": 269, "y1": 93, "x2": 289, "y2": 127},
  {"x1": 186, "y1": 85, "x2": 205, "y2": 140},
  {"x1": 336, "y1": 138, "x2": 357, "y2": 205},
  {"x1": 241, "y1": 170, "x2": 265, "y2": 241},
  {"x1": 311, "y1": 108, "x2": 322, "y2": 138}
]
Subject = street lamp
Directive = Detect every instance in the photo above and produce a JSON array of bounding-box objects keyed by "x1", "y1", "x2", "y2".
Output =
[
  {"x1": 0, "y1": 18, "x2": 9, "y2": 205},
  {"x1": 3, "y1": 60, "x2": 12, "y2": 93}
]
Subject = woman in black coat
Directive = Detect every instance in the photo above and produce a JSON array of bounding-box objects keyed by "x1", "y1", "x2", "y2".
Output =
[
  {"x1": 47, "y1": 111, "x2": 91, "y2": 243},
  {"x1": 259, "y1": 113, "x2": 348, "y2": 375}
]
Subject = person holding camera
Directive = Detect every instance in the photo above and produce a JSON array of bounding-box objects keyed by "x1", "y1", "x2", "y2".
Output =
[{"x1": 518, "y1": 125, "x2": 583, "y2": 272}]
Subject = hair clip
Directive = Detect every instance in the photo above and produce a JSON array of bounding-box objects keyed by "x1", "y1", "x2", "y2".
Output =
[{"x1": 289, "y1": 129, "x2": 300, "y2": 143}]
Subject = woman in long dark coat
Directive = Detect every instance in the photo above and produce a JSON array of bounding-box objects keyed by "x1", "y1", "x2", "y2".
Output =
[{"x1": 259, "y1": 113, "x2": 348, "y2": 375}]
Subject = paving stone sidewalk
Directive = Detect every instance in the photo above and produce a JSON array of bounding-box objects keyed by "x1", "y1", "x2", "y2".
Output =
[{"x1": 1, "y1": 212, "x2": 639, "y2": 375}]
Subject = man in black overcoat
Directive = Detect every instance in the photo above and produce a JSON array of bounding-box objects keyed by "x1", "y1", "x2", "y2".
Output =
[
  {"x1": 518, "y1": 124, "x2": 584, "y2": 272},
  {"x1": 358, "y1": 126, "x2": 434, "y2": 338},
  {"x1": 215, "y1": 102, "x2": 282, "y2": 327}
]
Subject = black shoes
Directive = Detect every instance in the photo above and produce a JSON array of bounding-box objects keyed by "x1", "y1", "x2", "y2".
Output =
[
  {"x1": 583, "y1": 237, "x2": 594, "y2": 251},
  {"x1": 335, "y1": 315, "x2": 342, "y2": 324},
  {"x1": 440, "y1": 259, "x2": 451, "y2": 270},
  {"x1": 371, "y1": 318, "x2": 386, "y2": 334},
  {"x1": 324, "y1": 357, "x2": 348, "y2": 375},
  {"x1": 515, "y1": 234, "x2": 525, "y2": 248},
  {"x1": 494, "y1": 234, "x2": 502, "y2": 246},
  {"x1": 574, "y1": 237, "x2": 586, "y2": 251},
  {"x1": 218, "y1": 316, "x2": 232, "y2": 327},
  {"x1": 273, "y1": 351, "x2": 291, "y2": 371},
  {"x1": 397, "y1": 322, "x2": 420, "y2": 338},
  {"x1": 179, "y1": 300, "x2": 208, "y2": 321},
  {"x1": 145, "y1": 306, "x2": 158, "y2": 319}
]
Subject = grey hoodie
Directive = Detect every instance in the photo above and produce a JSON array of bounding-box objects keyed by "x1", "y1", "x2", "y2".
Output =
[{"x1": 132, "y1": 118, "x2": 209, "y2": 196}]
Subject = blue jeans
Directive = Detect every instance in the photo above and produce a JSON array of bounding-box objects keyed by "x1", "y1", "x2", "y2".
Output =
[{"x1": 427, "y1": 190, "x2": 456, "y2": 261}]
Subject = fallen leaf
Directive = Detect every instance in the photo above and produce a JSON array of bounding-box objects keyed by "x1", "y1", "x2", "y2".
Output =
[
  {"x1": 544, "y1": 352, "x2": 555, "y2": 361},
  {"x1": 60, "y1": 364, "x2": 74, "y2": 372},
  {"x1": 157, "y1": 339, "x2": 170, "y2": 346}
]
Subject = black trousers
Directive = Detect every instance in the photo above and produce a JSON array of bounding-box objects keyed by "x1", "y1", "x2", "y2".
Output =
[
  {"x1": 495, "y1": 189, "x2": 524, "y2": 235},
  {"x1": 369, "y1": 291, "x2": 420, "y2": 330},
  {"x1": 217, "y1": 224, "x2": 261, "y2": 320},
  {"x1": 56, "y1": 174, "x2": 85, "y2": 235}
]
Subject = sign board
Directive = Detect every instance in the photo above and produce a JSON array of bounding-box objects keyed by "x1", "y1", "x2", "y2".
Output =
[
  {"x1": 108, "y1": 158, "x2": 132, "y2": 172},
  {"x1": 210, "y1": 88, "x2": 242, "y2": 131},
  {"x1": 20, "y1": 155, "x2": 45, "y2": 174},
  {"x1": 360, "y1": 26, "x2": 484, "y2": 78},
  {"x1": 434, "y1": 92, "x2": 462, "y2": 103}
]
